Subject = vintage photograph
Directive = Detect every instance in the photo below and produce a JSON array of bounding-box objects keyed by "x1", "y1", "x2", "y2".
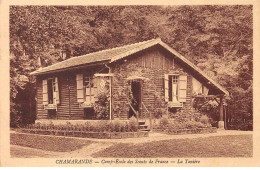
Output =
[{"x1": 7, "y1": 4, "x2": 253, "y2": 162}]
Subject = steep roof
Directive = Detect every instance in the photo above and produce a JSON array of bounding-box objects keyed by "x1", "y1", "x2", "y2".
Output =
[{"x1": 30, "y1": 38, "x2": 229, "y2": 96}]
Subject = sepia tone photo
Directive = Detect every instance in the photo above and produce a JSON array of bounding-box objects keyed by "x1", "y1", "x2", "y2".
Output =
[{"x1": 1, "y1": 1, "x2": 259, "y2": 167}]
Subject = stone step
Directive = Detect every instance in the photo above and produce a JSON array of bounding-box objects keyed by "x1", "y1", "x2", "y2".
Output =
[
  {"x1": 139, "y1": 125, "x2": 148, "y2": 129},
  {"x1": 138, "y1": 121, "x2": 146, "y2": 125}
]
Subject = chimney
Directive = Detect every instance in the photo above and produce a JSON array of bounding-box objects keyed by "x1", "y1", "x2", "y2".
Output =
[
  {"x1": 38, "y1": 56, "x2": 42, "y2": 69},
  {"x1": 62, "y1": 50, "x2": 67, "y2": 60}
]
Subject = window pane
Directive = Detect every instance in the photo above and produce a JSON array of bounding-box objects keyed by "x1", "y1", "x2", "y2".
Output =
[
  {"x1": 173, "y1": 75, "x2": 178, "y2": 83},
  {"x1": 86, "y1": 96, "x2": 91, "y2": 103},
  {"x1": 47, "y1": 79, "x2": 53, "y2": 104},
  {"x1": 86, "y1": 88, "x2": 91, "y2": 96},
  {"x1": 168, "y1": 75, "x2": 172, "y2": 101}
]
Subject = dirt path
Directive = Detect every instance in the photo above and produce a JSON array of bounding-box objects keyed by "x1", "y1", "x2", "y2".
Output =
[{"x1": 51, "y1": 130, "x2": 251, "y2": 144}]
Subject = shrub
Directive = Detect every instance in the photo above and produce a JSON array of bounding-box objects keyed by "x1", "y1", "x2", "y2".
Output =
[
  {"x1": 160, "y1": 115, "x2": 169, "y2": 129},
  {"x1": 129, "y1": 116, "x2": 138, "y2": 132},
  {"x1": 120, "y1": 121, "x2": 129, "y2": 132},
  {"x1": 124, "y1": 121, "x2": 130, "y2": 132},
  {"x1": 185, "y1": 120, "x2": 206, "y2": 129},
  {"x1": 94, "y1": 91, "x2": 110, "y2": 120},
  {"x1": 84, "y1": 122, "x2": 91, "y2": 131},
  {"x1": 199, "y1": 115, "x2": 210, "y2": 125},
  {"x1": 35, "y1": 122, "x2": 41, "y2": 129},
  {"x1": 153, "y1": 108, "x2": 164, "y2": 119},
  {"x1": 49, "y1": 121, "x2": 55, "y2": 130},
  {"x1": 65, "y1": 121, "x2": 72, "y2": 131},
  {"x1": 168, "y1": 121, "x2": 186, "y2": 130},
  {"x1": 91, "y1": 122, "x2": 100, "y2": 132},
  {"x1": 111, "y1": 119, "x2": 123, "y2": 132},
  {"x1": 98, "y1": 121, "x2": 109, "y2": 132}
]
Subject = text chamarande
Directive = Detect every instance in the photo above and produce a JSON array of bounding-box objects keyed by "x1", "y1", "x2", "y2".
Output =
[{"x1": 56, "y1": 159, "x2": 93, "y2": 164}]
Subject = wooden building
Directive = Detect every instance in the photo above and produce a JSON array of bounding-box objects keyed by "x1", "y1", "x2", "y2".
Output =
[{"x1": 30, "y1": 38, "x2": 229, "y2": 129}]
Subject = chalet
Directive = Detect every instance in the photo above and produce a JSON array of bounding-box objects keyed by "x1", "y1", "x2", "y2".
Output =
[{"x1": 30, "y1": 38, "x2": 229, "y2": 129}]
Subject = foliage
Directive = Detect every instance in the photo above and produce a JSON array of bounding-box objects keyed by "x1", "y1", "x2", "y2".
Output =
[
  {"x1": 169, "y1": 107, "x2": 202, "y2": 122},
  {"x1": 129, "y1": 116, "x2": 138, "y2": 132},
  {"x1": 156, "y1": 108, "x2": 213, "y2": 130},
  {"x1": 199, "y1": 115, "x2": 211, "y2": 126},
  {"x1": 111, "y1": 119, "x2": 122, "y2": 132},
  {"x1": 168, "y1": 120, "x2": 186, "y2": 129},
  {"x1": 25, "y1": 120, "x2": 136, "y2": 132},
  {"x1": 98, "y1": 120, "x2": 110, "y2": 132},
  {"x1": 94, "y1": 90, "x2": 110, "y2": 120},
  {"x1": 10, "y1": 6, "x2": 252, "y2": 129},
  {"x1": 160, "y1": 115, "x2": 169, "y2": 128}
]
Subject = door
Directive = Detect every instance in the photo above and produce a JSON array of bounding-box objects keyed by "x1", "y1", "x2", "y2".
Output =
[{"x1": 129, "y1": 81, "x2": 142, "y2": 118}]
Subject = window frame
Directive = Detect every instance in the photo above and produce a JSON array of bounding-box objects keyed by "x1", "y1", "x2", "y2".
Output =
[
  {"x1": 43, "y1": 77, "x2": 59, "y2": 110},
  {"x1": 168, "y1": 74, "x2": 179, "y2": 103},
  {"x1": 83, "y1": 75, "x2": 96, "y2": 104},
  {"x1": 47, "y1": 78, "x2": 55, "y2": 104}
]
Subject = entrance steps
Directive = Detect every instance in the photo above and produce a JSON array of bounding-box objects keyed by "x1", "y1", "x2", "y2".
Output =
[{"x1": 138, "y1": 120, "x2": 150, "y2": 131}]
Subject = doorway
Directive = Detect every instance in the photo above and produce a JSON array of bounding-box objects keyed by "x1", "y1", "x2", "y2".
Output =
[{"x1": 129, "y1": 81, "x2": 142, "y2": 118}]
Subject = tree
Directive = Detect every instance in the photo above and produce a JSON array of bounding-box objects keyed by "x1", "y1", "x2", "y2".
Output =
[{"x1": 10, "y1": 5, "x2": 253, "y2": 129}]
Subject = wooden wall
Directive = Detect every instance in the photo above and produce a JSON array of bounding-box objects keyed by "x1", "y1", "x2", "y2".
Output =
[
  {"x1": 110, "y1": 46, "x2": 192, "y2": 119},
  {"x1": 36, "y1": 46, "x2": 201, "y2": 121},
  {"x1": 36, "y1": 70, "x2": 97, "y2": 120},
  {"x1": 36, "y1": 77, "x2": 48, "y2": 119}
]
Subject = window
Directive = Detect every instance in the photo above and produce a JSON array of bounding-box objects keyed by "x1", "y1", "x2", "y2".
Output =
[
  {"x1": 169, "y1": 75, "x2": 179, "y2": 103},
  {"x1": 84, "y1": 75, "x2": 96, "y2": 103},
  {"x1": 164, "y1": 74, "x2": 187, "y2": 107},
  {"x1": 76, "y1": 74, "x2": 97, "y2": 106},
  {"x1": 42, "y1": 77, "x2": 60, "y2": 108},
  {"x1": 47, "y1": 78, "x2": 54, "y2": 104},
  {"x1": 76, "y1": 73, "x2": 110, "y2": 108}
]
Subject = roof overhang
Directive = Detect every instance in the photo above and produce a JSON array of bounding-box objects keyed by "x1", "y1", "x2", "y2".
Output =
[{"x1": 30, "y1": 60, "x2": 110, "y2": 76}]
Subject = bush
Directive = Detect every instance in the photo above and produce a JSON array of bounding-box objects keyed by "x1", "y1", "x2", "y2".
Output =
[
  {"x1": 84, "y1": 122, "x2": 91, "y2": 131},
  {"x1": 153, "y1": 108, "x2": 164, "y2": 119},
  {"x1": 94, "y1": 91, "x2": 110, "y2": 120},
  {"x1": 124, "y1": 121, "x2": 130, "y2": 132},
  {"x1": 168, "y1": 121, "x2": 186, "y2": 130},
  {"x1": 97, "y1": 121, "x2": 109, "y2": 132},
  {"x1": 160, "y1": 115, "x2": 169, "y2": 129},
  {"x1": 199, "y1": 115, "x2": 210, "y2": 125},
  {"x1": 21, "y1": 119, "x2": 140, "y2": 133},
  {"x1": 129, "y1": 116, "x2": 138, "y2": 132},
  {"x1": 228, "y1": 120, "x2": 253, "y2": 131},
  {"x1": 185, "y1": 120, "x2": 206, "y2": 129},
  {"x1": 110, "y1": 119, "x2": 119, "y2": 132}
]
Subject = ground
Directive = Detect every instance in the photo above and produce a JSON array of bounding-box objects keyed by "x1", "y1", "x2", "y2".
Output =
[{"x1": 10, "y1": 130, "x2": 252, "y2": 158}]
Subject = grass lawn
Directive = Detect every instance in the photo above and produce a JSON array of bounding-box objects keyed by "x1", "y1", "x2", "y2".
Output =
[
  {"x1": 92, "y1": 135, "x2": 253, "y2": 157},
  {"x1": 10, "y1": 146, "x2": 55, "y2": 158},
  {"x1": 10, "y1": 133, "x2": 93, "y2": 152}
]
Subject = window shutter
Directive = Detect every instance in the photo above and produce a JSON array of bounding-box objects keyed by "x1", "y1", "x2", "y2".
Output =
[
  {"x1": 42, "y1": 79, "x2": 48, "y2": 105},
  {"x1": 164, "y1": 74, "x2": 169, "y2": 102},
  {"x1": 178, "y1": 75, "x2": 187, "y2": 102},
  {"x1": 76, "y1": 74, "x2": 84, "y2": 103},
  {"x1": 93, "y1": 78, "x2": 98, "y2": 102},
  {"x1": 55, "y1": 77, "x2": 60, "y2": 104}
]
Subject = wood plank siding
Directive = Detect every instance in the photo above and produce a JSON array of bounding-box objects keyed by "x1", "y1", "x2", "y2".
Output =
[
  {"x1": 110, "y1": 47, "x2": 192, "y2": 119},
  {"x1": 36, "y1": 47, "x2": 194, "y2": 120},
  {"x1": 36, "y1": 72, "x2": 84, "y2": 120}
]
